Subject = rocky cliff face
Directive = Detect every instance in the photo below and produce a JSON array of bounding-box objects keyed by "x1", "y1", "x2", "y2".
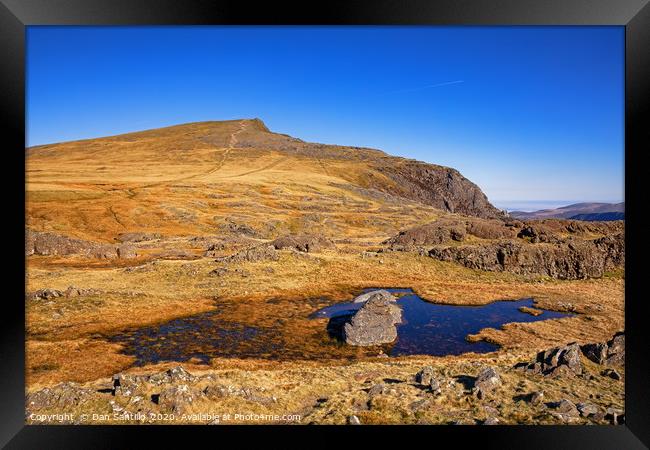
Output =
[
  {"x1": 373, "y1": 162, "x2": 503, "y2": 219},
  {"x1": 230, "y1": 119, "x2": 503, "y2": 219}
]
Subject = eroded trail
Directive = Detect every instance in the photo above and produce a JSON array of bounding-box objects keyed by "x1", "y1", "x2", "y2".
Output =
[{"x1": 203, "y1": 119, "x2": 248, "y2": 177}]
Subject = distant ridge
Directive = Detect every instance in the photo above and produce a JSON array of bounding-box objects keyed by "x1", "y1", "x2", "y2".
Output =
[{"x1": 510, "y1": 202, "x2": 624, "y2": 221}]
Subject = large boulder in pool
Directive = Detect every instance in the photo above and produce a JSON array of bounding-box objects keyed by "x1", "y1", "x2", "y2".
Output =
[
  {"x1": 343, "y1": 295, "x2": 402, "y2": 346},
  {"x1": 352, "y1": 289, "x2": 397, "y2": 303}
]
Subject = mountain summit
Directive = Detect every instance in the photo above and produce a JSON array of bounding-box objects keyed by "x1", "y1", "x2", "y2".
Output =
[{"x1": 27, "y1": 119, "x2": 502, "y2": 241}]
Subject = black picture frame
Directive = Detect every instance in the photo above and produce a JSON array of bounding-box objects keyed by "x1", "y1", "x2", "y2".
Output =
[{"x1": 2, "y1": 0, "x2": 648, "y2": 448}]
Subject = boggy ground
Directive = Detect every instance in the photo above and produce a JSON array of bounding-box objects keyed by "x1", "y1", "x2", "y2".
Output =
[{"x1": 25, "y1": 119, "x2": 624, "y2": 424}]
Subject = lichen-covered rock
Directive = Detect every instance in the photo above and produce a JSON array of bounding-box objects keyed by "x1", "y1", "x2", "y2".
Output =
[
  {"x1": 157, "y1": 384, "x2": 197, "y2": 413},
  {"x1": 343, "y1": 295, "x2": 402, "y2": 346}
]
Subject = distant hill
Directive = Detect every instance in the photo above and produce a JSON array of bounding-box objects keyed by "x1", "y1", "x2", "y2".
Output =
[
  {"x1": 569, "y1": 212, "x2": 625, "y2": 221},
  {"x1": 510, "y1": 202, "x2": 624, "y2": 221},
  {"x1": 26, "y1": 118, "x2": 505, "y2": 243}
]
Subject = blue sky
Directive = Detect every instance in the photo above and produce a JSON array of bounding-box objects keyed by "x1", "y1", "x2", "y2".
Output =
[{"x1": 26, "y1": 26, "x2": 624, "y2": 209}]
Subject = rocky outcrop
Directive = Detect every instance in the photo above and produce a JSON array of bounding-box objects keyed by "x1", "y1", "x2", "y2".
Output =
[
  {"x1": 384, "y1": 217, "x2": 515, "y2": 249},
  {"x1": 384, "y1": 220, "x2": 466, "y2": 247},
  {"x1": 26, "y1": 230, "x2": 114, "y2": 258},
  {"x1": 515, "y1": 343, "x2": 583, "y2": 377},
  {"x1": 27, "y1": 286, "x2": 101, "y2": 302},
  {"x1": 373, "y1": 162, "x2": 504, "y2": 219},
  {"x1": 427, "y1": 233, "x2": 624, "y2": 280},
  {"x1": 581, "y1": 332, "x2": 624, "y2": 366},
  {"x1": 26, "y1": 230, "x2": 139, "y2": 259},
  {"x1": 271, "y1": 234, "x2": 335, "y2": 253},
  {"x1": 517, "y1": 224, "x2": 559, "y2": 243},
  {"x1": 343, "y1": 295, "x2": 402, "y2": 346}
]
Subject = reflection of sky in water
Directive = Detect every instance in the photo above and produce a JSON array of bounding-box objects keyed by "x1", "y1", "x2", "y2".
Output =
[{"x1": 313, "y1": 288, "x2": 572, "y2": 357}]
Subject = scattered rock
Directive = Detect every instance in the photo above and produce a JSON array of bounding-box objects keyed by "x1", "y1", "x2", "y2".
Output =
[
  {"x1": 549, "y1": 399, "x2": 580, "y2": 421},
  {"x1": 271, "y1": 234, "x2": 334, "y2": 253},
  {"x1": 472, "y1": 367, "x2": 501, "y2": 399},
  {"x1": 605, "y1": 332, "x2": 625, "y2": 366},
  {"x1": 555, "y1": 399, "x2": 579, "y2": 415},
  {"x1": 580, "y1": 342, "x2": 608, "y2": 365},
  {"x1": 27, "y1": 288, "x2": 63, "y2": 301},
  {"x1": 216, "y1": 244, "x2": 279, "y2": 263},
  {"x1": 605, "y1": 407, "x2": 625, "y2": 425},
  {"x1": 483, "y1": 417, "x2": 499, "y2": 425},
  {"x1": 64, "y1": 285, "x2": 101, "y2": 297},
  {"x1": 529, "y1": 391, "x2": 544, "y2": 406},
  {"x1": 602, "y1": 368, "x2": 622, "y2": 380},
  {"x1": 429, "y1": 378, "x2": 442, "y2": 396},
  {"x1": 415, "y1": 366, "x2": 442, "y2": 394},
  {"x1": 515, "y1": 343, "x2": 583, "y2": 377},
  {"x1": 347, "y1": 415, "x2": 361, "y2": 425},
  {"x1": 218, "y1": 221, "x2": 260, "y2": 237},
  {"x1": 368, "y1": 383, "x2": 386, "y2": 397},
  {"x1": 209, "y1": 267, "x2": 229, "y2": 277},
  {"x1": 343, "y1": 295, "x2": 402, "y2": 346},
  {"x1": 580, "y1": 332, "x2": 624, "y2": 366},
  {"x1": 576, "y1": 402, "x2": 599, "y2": 417},
  {"x1": 405, "y1": 398, "x2": 429, "y2": 413}
]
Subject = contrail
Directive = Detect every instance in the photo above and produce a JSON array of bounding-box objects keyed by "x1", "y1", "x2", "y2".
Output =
[{"x1": 384, "y1": 80, "x2": 464, "y2": 95}]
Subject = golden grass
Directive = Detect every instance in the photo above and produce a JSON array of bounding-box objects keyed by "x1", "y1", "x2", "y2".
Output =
[{"x1": 25, "y1": 119, "x2": 625, "y2": 426}]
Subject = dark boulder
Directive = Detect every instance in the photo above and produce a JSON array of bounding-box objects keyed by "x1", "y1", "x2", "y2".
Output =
[
  {"x1": 580, "y1": 332, "x2": 624, "y2": 366},
  {"x1": 515, "y1": 343, "x2": 583, "y2": 377}
]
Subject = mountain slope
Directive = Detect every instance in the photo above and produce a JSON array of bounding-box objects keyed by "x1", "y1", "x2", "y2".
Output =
[{"x1": 26, "y1": 119, "x2": 502, "y2": 242}]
